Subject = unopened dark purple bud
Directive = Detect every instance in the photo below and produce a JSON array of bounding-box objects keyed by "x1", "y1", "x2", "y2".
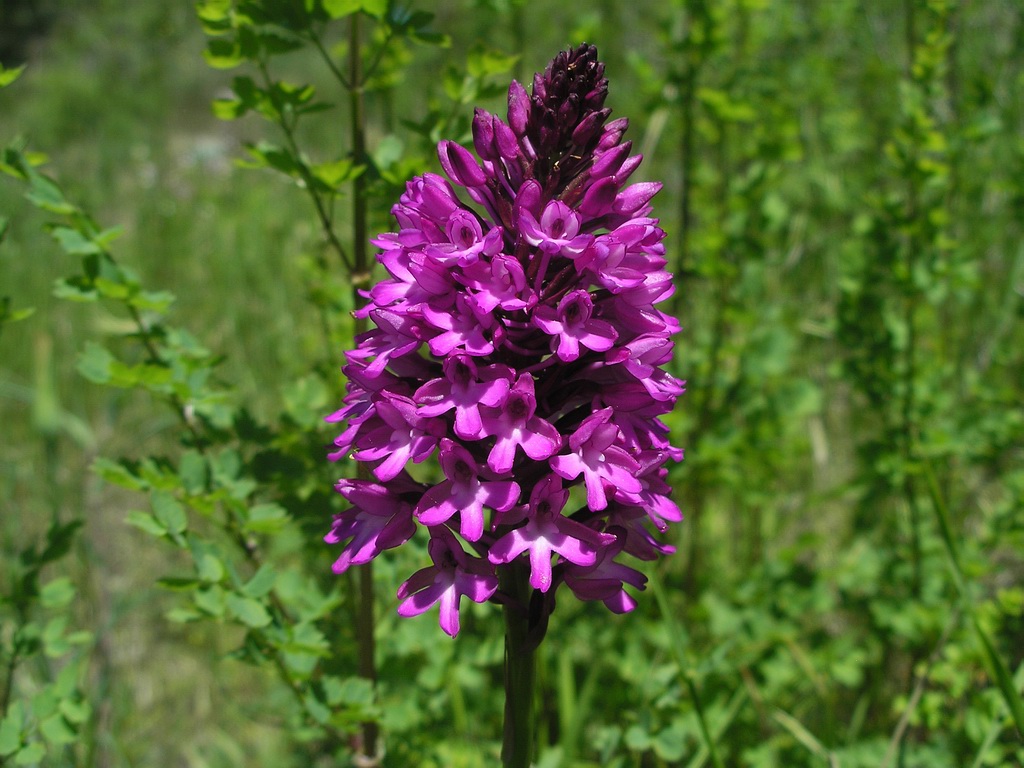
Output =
[
  {"x1": 597, "y1": 118, "x2": 629, "y2": 151},
  {"x1": 472, "y1": 109, "x2": 496, "y2": 161},
  {"x1": 494, "y1": 120, "x2": 519, "y2": 162},
  {"x1": 531, "y1": 71, "x2": 547, "y2": 102},
  {"x1": 591, "y1": 142, "x2": 632, "y2": 178},
  {"x1": 438, "y1": 141, "x2": 487, "y2": 188},
  {"x1": 615, "y1": 154, "x2": 643, "y2": 184},
  {"x1": 558, "y1": 95, "x2": 580, "y2": 127},
  {"x1": 614, "y1": 182, "x2": 662, "y2": 215},
  {"x1": 507, "y1": 80, "x2": 529, "y2": 135},
  {"x1": 579, "y1": 176, "x2": 619, "y2": 217},
  {"x1": 572, "y1": 108, "x2": 611, "y2": 147},
  {"x1": 514, "y1": 179, "x2": 543, "y2": 218}
]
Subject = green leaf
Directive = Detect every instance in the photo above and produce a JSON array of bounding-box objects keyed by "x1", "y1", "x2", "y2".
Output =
[
  {"x1": 242, "y1": 142, "x2": 301, "y2": 177},
  {"x1": 212, "y1": 98, "x2": 247, "y2": 120},
  {"x1": 179, "y1": 450, "x2": 207, "y2": 494},
  {"x1": 52, "y1": 276, "x2": 98, "y2": 302},
  {"x1": 5, "y1": 306, "x2": 34, "y2": 323},
  {"x1": 193, "y1": 586, "x2": 225, "y2": 617},
  {"x1": 326, "y1": 676, "x2": 374, "y2": 708},
  {"x1": 28, "y1": 679, "x2": 62, "y2": 714},
  {"x1": 58, "y1": 698, "x2": 91, "y2": 726},
  {"x1": 371, "y1": 135, "x2": 404, "y2": 171},
  {"x1": 0, "y1": 215, "x2": 9, "y2": 243},
  {"x1": 0, "y1": 702, "x2": 24, "y2": 756},
  {"x1": 92, "y1": 226, "x2": 124, "y2": 247},
  {"x1": 195, "y1": 551, "x2": 225, "y2": 583},
  {"x1": 65, "y1": 630, "x2": 92, "y2": 646},
  {"x1": 39, "y1": 714, "x2": 76, "y2": 746},
  {"x1": 77, "y1": 342, "x2": 113, "y2": 384},
  {"x1": 466, "y1": 45, "x2": 519, "y2": 79},
  {"x1": 0, "y1": 64, "x2": 27, "y2": 88},
  {"x1": 48, "y1": 226, "x2": 100, "y2": 256},
  {"x1": 322, "y1": 0, "x2": 361, "y2": 18},
  {"x1": 156, "y1": 577, "x2": 202, "y2": 591},
  {"x1": 243, "y1": 503, "x2": 289, "y2": 533},
  {"x1": 241, "y1": 564, "x2": 277, "y2": 599},
  {"x1": 125, "y1": 510, "x2": 167, "y2": 537},
  {"x1": 388, "y1": 7, "x2": 442, "y2": 41},
  {"x1": 204, "y1": 39, "x2": 244, "y2": 69},
  {"x1": 226, "y1": 593, "x2": 272, "y2": 628},
  {"x1": 309, "y1": 158, "x2": 359, "y2": 189},
  {"x1": 196, "y1": 0, "x2": 231, "y2": 23},
  {"x1": 25, "y1": 172, "x2": 76, "y2": 215},
  {"x1": 38, "y1": 520, "x2": 82, "y2": 565},
  {"x1": 165, "y1": 608, "x2": 202, "y2": 623},
  {"x1": 93, "y1": 457, "x2": 148, "y2": 491},
  {"x1": 653, "y1": 722, "x2": 686, "y2": 762},
  {"x1": 302, "y1": 691, "x2": 331, "y2": 724},
  {"x1": 93, "y1": 277, "x2": 130, "y2": 299},
  {"x1": 39, "y1": 578, "x2": 75, "y2": 610},
  {"x1": 14, "y1": 742, "x2": 45, "y2": 765},
  {"x1": 108, "y1": 361, "x2": 173, "y2": 391},
  {"x1": 358, "y1": 0, "x2": 387, "y2": 18},
  {"x1": 151, "y1": 491, "x2": 187, "y2": 535}
]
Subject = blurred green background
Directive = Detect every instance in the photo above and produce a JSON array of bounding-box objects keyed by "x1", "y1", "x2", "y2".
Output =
[{"x1": 1, "y1": 0, "x2": 1023, "y2": 766}]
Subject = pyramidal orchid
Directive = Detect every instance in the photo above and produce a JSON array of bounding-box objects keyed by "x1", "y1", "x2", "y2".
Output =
[{"x1": 326, "y1": 45, "x2": 684, "y2": 650}]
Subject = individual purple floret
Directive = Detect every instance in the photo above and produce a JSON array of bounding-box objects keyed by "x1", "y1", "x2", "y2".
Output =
[{"x1": 327, "y1": 44, "x2": 684, "y2": 636}]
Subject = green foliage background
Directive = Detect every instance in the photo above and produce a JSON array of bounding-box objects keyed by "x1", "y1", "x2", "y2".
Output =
[{"x1": 1, "y1": 0, "x2": 1022, "y2": 766}]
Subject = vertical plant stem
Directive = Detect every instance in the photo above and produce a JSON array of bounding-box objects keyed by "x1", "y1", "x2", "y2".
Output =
[
  {"x1": 349, "y1": 12, "x2": 378, "y2": 763},
  {"x1": 0, "y1": 645, "x2": 18, "y2": 718},
  {"x1": 901, "y1": 0, "x2": 929, "y2": 600},
  {"x1": 501, "y1": 563, "x2": 536, "y2": 768}
]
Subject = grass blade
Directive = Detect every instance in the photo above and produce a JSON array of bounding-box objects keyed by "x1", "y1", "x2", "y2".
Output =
[
  {"x1": 923, "y1": 462, "x2": 1024, "y2": 738},
  {"x1": 649, "y1": 571, "x2": 727, "y2": 768}
]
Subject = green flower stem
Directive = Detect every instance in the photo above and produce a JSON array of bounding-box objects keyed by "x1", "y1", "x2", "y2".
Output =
[{"x1": 501, "y1": 563, "x2": 536, "y2": 768}]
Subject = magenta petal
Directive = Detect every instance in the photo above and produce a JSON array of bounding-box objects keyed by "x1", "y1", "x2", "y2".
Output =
[
  {"x1": 457, "y1": 571, "x2": 499, "y2": 603},
  {"x1": 487, "y1": 435, "x2": 519, "y2": 475},
  {"x1": 584, "y1": 472, "x2": 609, "y2": 510},
  {"x1": 458, "y1": 500, "x2": 486, "y2": 542},
  {"x1": 529, "y1": 540, "x2": 554, "y2": 592},
  {"x1": 437, "y1": 585, "x2": 461, "y2": 637},
  {"x1": 550, "y1": 452, "x2": 585, "y2": 481},
  {"x1": 521, "y1": 420, "x2": 562, "y2": 460},
  {"x1": 415, "y1": 482, "x2": 457, "y2": 526},
  {"x1": 488, "y1": 526, "x2": 530, "y2": 564},
  {"x1": 397, "y1": 575, "x2": 449, "y2": 617},
  {"x1": 483, "y1": 480, "x2": 521, "y2": 512}
]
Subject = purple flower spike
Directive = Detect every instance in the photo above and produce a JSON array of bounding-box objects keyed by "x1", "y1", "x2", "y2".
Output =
[{"x1": 327, "y1": 44, "x2": 684, "y2": 636}]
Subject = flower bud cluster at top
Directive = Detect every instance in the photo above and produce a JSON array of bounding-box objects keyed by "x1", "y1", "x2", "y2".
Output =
[{"x1": 326, "y1": 44, "x2": 684, "y2": 637}]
